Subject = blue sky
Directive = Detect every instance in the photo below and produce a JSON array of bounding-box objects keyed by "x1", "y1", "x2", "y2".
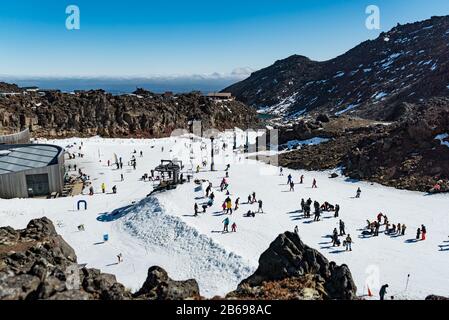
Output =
[{"x1": 1, "y1": 0, "x2": 449, "y2": 78}]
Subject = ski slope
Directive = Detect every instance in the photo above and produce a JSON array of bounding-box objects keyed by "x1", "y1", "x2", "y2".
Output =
[{"x1": 1, "y1": 133, "x2": 448, "y2": 299}]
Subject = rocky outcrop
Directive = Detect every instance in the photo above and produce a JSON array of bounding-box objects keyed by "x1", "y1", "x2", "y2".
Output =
[
  {"x1": 425, "y1": 295, "x2": 449, "y2": 300},
  {"x1": 133, "y1": 266, "x2": 200, "y2": 300},
  {"x1": 227, "y1": 232, "x2": 357, "y2": 300},
  {"x1": 0, "y1": 218, "x2": 199, "y2": 300},
  {"x1": 225, "y1": 15, "x2": 449, "y2": 121},
  {"x1": 0, "y1": 89, "x2": 258, "y2": 138}
]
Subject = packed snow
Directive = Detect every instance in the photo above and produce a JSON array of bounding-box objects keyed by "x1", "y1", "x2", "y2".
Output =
[{"x1": 1, "y1": 133, "x2": 449, "y2": 300}]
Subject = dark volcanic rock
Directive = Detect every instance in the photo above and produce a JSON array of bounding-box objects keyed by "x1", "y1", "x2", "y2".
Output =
[
  {"x1": 225, "y1": 15, "x2": 449, "y2": 121},
  {"x1": 229, "y1": 232, "x2": 357, "y2": 300},
  {"x1": 0, "y1": 218, "x2": 197, "y2": 300},
  {"x1": 425, "y1": 295, "x2": 449, "y2": 300},
  {"x1": 133, "y1": 266, "x2": 200, "y2": 300},
  {"x1": 0, "y1": 89, "x2": 258, "y2": 138}
]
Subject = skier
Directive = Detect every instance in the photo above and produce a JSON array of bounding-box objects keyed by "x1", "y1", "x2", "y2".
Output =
[
  {"x1": 252, "y1": 192, "x2": 257, "y2": 203},
  {"x1": 289, "y1": 181, "x2": 295, "y2": 192},
  {"x1": 401, "y1": 224, "x2": 407, "y2": 236},
  {"x1": 379, "y1": 284, "x2": 389, "y2": 301},
  {"x1": 332, "y1": 228, "x2": 339, "y2": 246},
  {"x1": 121, "y1": 174, "x2": 124, "y2": 182},
  {"x1": 344, "y1": 234, "x2": 353, "y2": 251},
  {"x1": 194, "y1": 203, "x2": 199, "y2": 216},
  {"x1": 201, "y1": 203, "x2": 208, "y2": 213},
  {"x1": 234, "y1": 197, "x2": 240, "y2": 210},
  {"x1": 112, "y1": 185, "x2": 117, "y2": 194},
  {"x1": 334, "y1": 204, "x2": 340, "y2": 218},
  {"x1": 294, "y1": 225, "x2": 299, "y2": 234},
  {"x1": 374, "y1": 221, "x2": 380, "y2": 236},
  {"x1": 247, "y1": 194, "x2": 252, "y2": 204},
  {"x1": 416, "y1": 228, "x2": 421, "y2": 240},
  {"x1": 279, "y1": 167, "x2": 284, "y2": 176},
  {"x1": 89, "y1": 186, "x2": 94, "y2": 196},
  {"x1": 356, "y1": 187, "x2": 361, "y2": 198},
  {"x1": 117, "y1": 253, "x2": 123, "y2": 264},
  {"x1": 257, "y1": 200, "x2": 264, "y2": 213},
  {"x1": 101, "y1": 183, "x2": 106, "y2": 194},
  {"x1": 300, "y1": 198, "x2": 305, "y2": 212},
  {"x1": 287, "y1": 174, "x2": 293, "y2": 185},
  {"x1": 339, "y1": 220, "x2": 346, "y2": 236},
  {"x1": 312, "y1": 178, "x2": 317, "y2": 188},
  {"x1": 313, "y1": 207, "x2": 321, "y2": 222},
  {"x1": 421, "y1": 225, "x2": 427, "y2": 240},
  {"x1": 231, "y1": 222, "x2": 237, "y2": 232},
  {"x1": 222, "y1": 217, "x2": 230, "y2": 233},
  {"x1": 300, "y1": 175, "x2": 304, "y2": 184},
  {"x1": 226, "y1": 197, "x2": 233, "y2": 214},
  {"x1": 222, "y1": 202, "x2": 227, "y2": 214},
  {"x1": 377, "y1": 213, "x2": 383, "y2": 223}
]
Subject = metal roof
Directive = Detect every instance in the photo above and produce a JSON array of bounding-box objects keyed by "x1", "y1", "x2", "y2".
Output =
[{"x1": 0, "y1": 144, "x2": 61, "y2": 175}]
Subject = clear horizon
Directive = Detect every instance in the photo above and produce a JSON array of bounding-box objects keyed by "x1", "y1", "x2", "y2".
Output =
[{"x1": 1, "y1": 0, "x2": 449, "y2": 78}]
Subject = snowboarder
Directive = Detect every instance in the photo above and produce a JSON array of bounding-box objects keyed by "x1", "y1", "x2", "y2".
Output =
[
  {"x1": 234, "y1": 197, "x2": 240, "y2": 210},
  {"x1": 312, "y1": 178, "x2": 317, "y2": 188},
  {"x1": 339, "y1": 220, "x2": 346, "y2": 236},
  {"x1": 344, "y1": 234, "x2": 353, "y2": 251},
  {"x1": 257, "y1": 200, "x2": 263, "y2": 213},
  {"x1": 334, "y1": 204, "x2": 340, "y2": 218},
  {"x1": 379, "y1": 284, "x2": 389, "y2": 300},
  {"x1": 231, "y1": 222, "x2": 237, "y2": 232},
  {"x1": 356, "y1": 187, "x2": 361, "y2": 198},
  {"x1": 222, "y1": 217, "x2": 230, "y2": 233}
]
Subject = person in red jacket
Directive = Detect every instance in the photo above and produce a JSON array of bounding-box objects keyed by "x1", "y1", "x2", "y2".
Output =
[{"x1": 231, "y1": 222, "x2": 237, "y2": 232}]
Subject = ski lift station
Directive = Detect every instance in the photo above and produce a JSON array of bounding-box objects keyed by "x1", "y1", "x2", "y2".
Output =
[{"x1": 0, "y1": 142, "x2": 65, "y2": 199}]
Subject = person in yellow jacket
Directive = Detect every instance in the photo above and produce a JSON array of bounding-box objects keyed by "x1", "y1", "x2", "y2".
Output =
[
  {"x1": 101, "y1": 183, "x2": 106, "y2": 193},
  {"x1": 225, "y1": 197, "x2": 233, "y2": 214}
]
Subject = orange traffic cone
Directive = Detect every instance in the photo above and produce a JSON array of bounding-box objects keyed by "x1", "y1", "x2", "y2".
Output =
[{"x1": 367, "y1": 287, "x2": 373, "y2": 297}]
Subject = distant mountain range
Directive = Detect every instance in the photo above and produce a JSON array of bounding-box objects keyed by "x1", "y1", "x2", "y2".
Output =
[{"x1": 224, "y1": 15, "x2": 449, "y2": 121}]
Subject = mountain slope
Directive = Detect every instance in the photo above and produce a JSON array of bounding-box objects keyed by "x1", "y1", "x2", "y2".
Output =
[{"x1": 224, "y1": 15, "x2": 449, "y2": 120}]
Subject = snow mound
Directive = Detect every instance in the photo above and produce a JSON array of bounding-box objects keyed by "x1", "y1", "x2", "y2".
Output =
[{"x1": 116, "y1": 196, "x2": 255, "y2": 297}]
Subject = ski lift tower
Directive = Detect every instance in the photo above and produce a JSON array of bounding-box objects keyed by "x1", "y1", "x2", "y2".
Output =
[{"x1": 210, "y1": 136, "x2": 215, "y2": 171}]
